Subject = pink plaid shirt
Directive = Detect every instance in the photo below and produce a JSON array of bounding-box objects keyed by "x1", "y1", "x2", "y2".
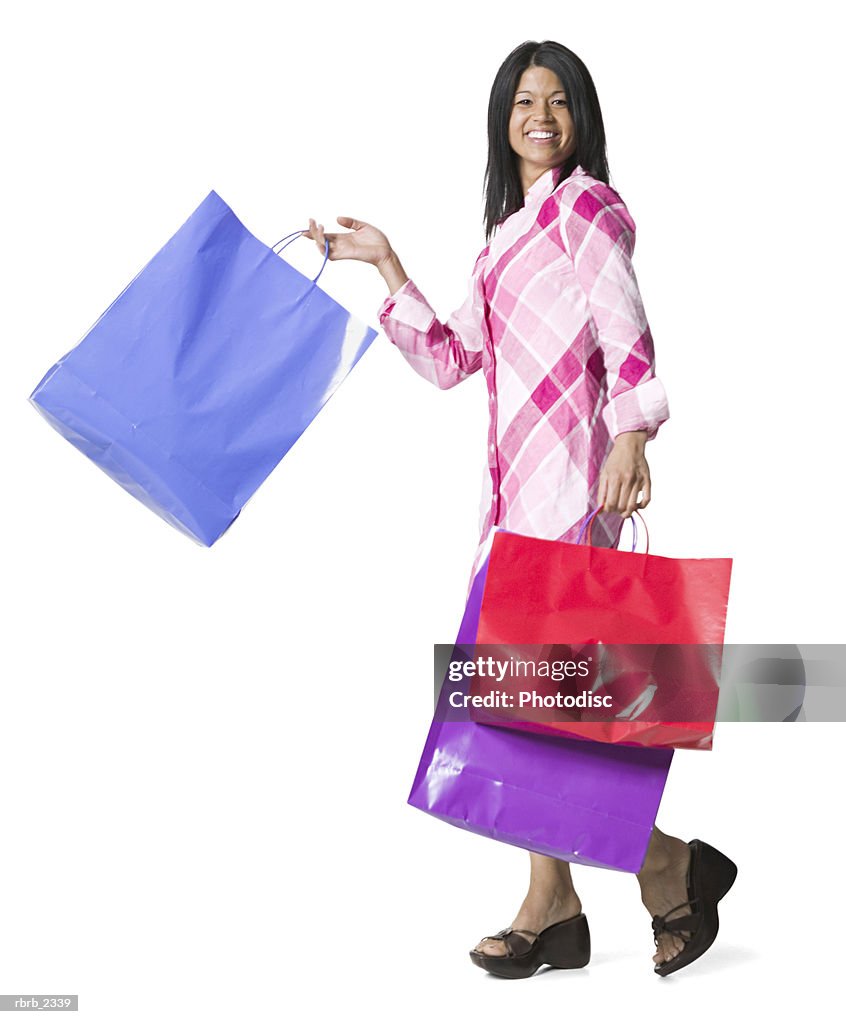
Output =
[{"x1": 378, "y1": 163, "x2": 670, "y2": 591}]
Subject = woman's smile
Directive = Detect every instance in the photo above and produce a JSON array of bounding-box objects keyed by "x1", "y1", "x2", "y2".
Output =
[{"x1": 526, "y1": 129, "x2": 561, "y2": 145}]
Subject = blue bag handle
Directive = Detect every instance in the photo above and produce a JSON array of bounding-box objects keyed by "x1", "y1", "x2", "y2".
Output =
[
  {"x1": 272, "y1": 230, "x2": 330, "y2": 285},
  {"x1": 575, "y1": 506, "x2": 650, "y2": 554}
]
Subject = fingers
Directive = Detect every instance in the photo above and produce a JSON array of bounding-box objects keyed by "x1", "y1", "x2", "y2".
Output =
[
  {"x1": 303, "y1": 217, "x2": 322, "y2": 254},
  {"x1": 596, "y1": 473, "x2": 607, "y2": 513},
  {"x1": 303, "y1": 216, "x2": 369, "y2": 261},
  {"x1": 622, "y1": 470, "x2": 649, "y2": 518},
  {"x1": 313, "y1": 217, "x2": 328, "y2": 255},
  {"x1": 631, "y1": 464, "x2": 652, "y2": 511},
  {"x1": 306, "y1": 217, "x2": 342, "y2": 259},
  {"x1": 619, "y1": 480, "x2": 645, "y2": 518},
  {"x1": 600, "y1": 471, "x2": 649, "y2": 518},
  {"x1": 622, "y1": 479, "x2": 642, "y2": 518},
  {"x1": 637, "y1": 467, "x2": 652, "y2": 509},
  {"x1": 602, "y1": 474, "x2": 623, "y2": 517},
  {"x1": 596, "y1": 454, "x2": 655, "y2": 523}
]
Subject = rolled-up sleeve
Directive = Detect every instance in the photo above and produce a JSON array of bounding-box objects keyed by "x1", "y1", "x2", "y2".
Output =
[
  {"x1": 377, "y1": 250, "x2": 487, "y2": 390},
  {"x1": 559, "y1": 185, "x2": 669, "y2": 440}
]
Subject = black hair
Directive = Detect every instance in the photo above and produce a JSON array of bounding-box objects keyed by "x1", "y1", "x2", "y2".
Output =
[{"x1": 483, "y1": 40, "x2": 610, "y2": 241}]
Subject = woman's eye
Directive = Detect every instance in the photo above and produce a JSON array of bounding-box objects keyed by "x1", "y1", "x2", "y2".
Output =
[{"x1": 516, "y1": 97, "x2": 567, "y2": 107}]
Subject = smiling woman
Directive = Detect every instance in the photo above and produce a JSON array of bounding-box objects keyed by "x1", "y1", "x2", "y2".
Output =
[{"x1": 302, "y1": 38, "x2": 736, "y2": 981}]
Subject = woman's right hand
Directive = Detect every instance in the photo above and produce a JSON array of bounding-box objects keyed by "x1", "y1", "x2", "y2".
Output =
[{"x1": 302, "y1": 216, "x2": 392, "y2": 268}]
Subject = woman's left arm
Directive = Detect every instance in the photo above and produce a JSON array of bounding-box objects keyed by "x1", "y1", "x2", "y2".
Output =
[{"x1": 559, "y1": 184, "x2": 670, "y2": 517}]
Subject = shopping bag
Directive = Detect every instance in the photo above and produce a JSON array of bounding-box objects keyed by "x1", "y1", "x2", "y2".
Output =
[
  {"x1": 407, "y1": 547, "x2": 673, "y2": 872},
  {"x1": 472, "y1": 509, "x2": 733, "y2": 750},
  {"x1": 30, "y1": 193, "x2": 377, "y2": 545}
]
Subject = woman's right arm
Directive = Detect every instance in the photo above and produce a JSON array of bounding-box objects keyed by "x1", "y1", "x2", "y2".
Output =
[
  {"x1": 303, "y1": 217, "x2": 486, "y2": 390},
  {"x1": 375, "y1": 249, "x2": 409, "y2": 296}
]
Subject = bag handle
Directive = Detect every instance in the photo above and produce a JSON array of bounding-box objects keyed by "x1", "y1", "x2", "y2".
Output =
[
  {"x1": 575, "y1": 505, "x2": 650, "y2": 555},
  {"x1": 272, "y1": 230, "x2": 329, "y2": 285}
]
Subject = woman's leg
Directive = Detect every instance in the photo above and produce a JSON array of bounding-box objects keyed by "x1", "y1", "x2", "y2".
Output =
[
  {"x1": 637, "y1": 826, "x2": 693, "y2": 966},
  {"x1": 474, "y1": 852, "x2": 582, "y2": 956}
]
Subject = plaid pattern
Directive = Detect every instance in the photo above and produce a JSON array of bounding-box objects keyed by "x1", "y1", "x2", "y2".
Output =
[{"x1": 378, "y1": 164, "x2": 669, "y2": 591}]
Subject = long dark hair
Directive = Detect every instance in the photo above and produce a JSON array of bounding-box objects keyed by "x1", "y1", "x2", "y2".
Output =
[{"x1": 484, "y1": 40, "x2": 610, "y2": 241}]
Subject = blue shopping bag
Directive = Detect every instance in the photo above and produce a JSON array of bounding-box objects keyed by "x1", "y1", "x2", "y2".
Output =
[{"x1": 30, "y1": 192, "x2": 377, "y2": 545}]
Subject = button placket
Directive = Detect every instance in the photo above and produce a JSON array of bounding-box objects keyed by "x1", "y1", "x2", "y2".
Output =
[
  {"x1": 485, "y1": 353, "x2": 501, "y2": 526},
  {"x1": 481, "y1": 273, "x2": 503, "y2": 527}
]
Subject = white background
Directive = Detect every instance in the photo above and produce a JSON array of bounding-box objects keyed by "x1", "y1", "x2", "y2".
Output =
[{"x1": 1, "y1": 1, "x2": 842, "y2": 1020}]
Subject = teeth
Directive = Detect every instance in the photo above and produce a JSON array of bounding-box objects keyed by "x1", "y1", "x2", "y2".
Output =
[{"x1": 528, "y1": 131, "x2": 556, "y2": 138}]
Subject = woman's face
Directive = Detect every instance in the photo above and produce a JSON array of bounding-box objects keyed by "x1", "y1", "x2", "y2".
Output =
[{"x1": 508, "y1": 65, "x2": 576, "y2": 187}]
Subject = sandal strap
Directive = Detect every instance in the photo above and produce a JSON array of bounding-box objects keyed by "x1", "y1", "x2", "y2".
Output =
[
  {"x1": 656, "y1": 897, "x2": 700, "y2": 921},
  {"x1": 478, "y1": 926, "x2": 540, "y2": 958},
  {"x1": 651, "y1": 898, "x2": 702, "y2": 940},
  {"x1": 652, "y1": 912, "x2": 701, "y2": 938}
]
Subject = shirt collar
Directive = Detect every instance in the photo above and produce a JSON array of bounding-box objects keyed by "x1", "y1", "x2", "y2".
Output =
[{"x1": 524, "y1": 163, "x2": 585, "y2": 205}]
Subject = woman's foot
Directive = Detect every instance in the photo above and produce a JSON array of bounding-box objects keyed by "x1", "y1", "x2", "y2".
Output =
[
  {"x1": 637, "y1": 830, "x2": 692, "y2": 967},
  {"x1": 473, "y1": 888, "x2": 582, "y2": 957}
]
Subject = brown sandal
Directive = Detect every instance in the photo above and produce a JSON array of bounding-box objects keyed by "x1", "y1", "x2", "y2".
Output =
[
  {"x1": 469, "y1": 914, "x2": 590, "y2": 979},
  {"x1": 652, "y1": 839, "x2": 737, "y2": 977}
]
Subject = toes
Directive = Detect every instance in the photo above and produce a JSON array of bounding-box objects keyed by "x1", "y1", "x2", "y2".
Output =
[
  {"x1": 657, "y1": 934, "x2": 687, "y2": 962},
  {"x1": 475, "y1": 939, "x2": 507, "y2": 957},
  {"x1": 653, "y1": 935, "x2": 685, "y2": 964}
]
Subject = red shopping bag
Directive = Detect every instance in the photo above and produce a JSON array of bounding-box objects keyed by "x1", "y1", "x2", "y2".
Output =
[{"x1": 472, "y1": 510, "x2": 732, "y2": 750}]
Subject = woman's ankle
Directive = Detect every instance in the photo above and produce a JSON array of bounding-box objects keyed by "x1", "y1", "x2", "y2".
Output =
[
  {"x1": 638, "y1": 832, "x2": 689, "y2": 879},
  {"x1": 513, "y1": 887, "x2": 582, "y2": 929}
]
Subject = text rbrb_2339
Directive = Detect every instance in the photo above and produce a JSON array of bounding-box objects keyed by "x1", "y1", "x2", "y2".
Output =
[{"x1": 30, "y1": 192, "x2": 377, "y2": 545}]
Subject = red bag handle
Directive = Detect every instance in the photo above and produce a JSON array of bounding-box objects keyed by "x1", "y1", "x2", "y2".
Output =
[{"x1": 576, "y1": 506, "x2": 650, "y2": 555}]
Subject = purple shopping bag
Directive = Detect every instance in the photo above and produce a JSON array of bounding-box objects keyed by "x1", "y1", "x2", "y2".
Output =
[{"x1": 407, "y1": 550, "x2": 673, "y2": 872}]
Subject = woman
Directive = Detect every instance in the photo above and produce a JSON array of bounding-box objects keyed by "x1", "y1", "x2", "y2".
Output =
[{"x1": 304, "y1": 39, "x2": 736, "y2": 978}]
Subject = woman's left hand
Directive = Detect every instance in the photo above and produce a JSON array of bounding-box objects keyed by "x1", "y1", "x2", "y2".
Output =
[{"x1": 597, "y1": 430, "x2": 651, "y2": 518}]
